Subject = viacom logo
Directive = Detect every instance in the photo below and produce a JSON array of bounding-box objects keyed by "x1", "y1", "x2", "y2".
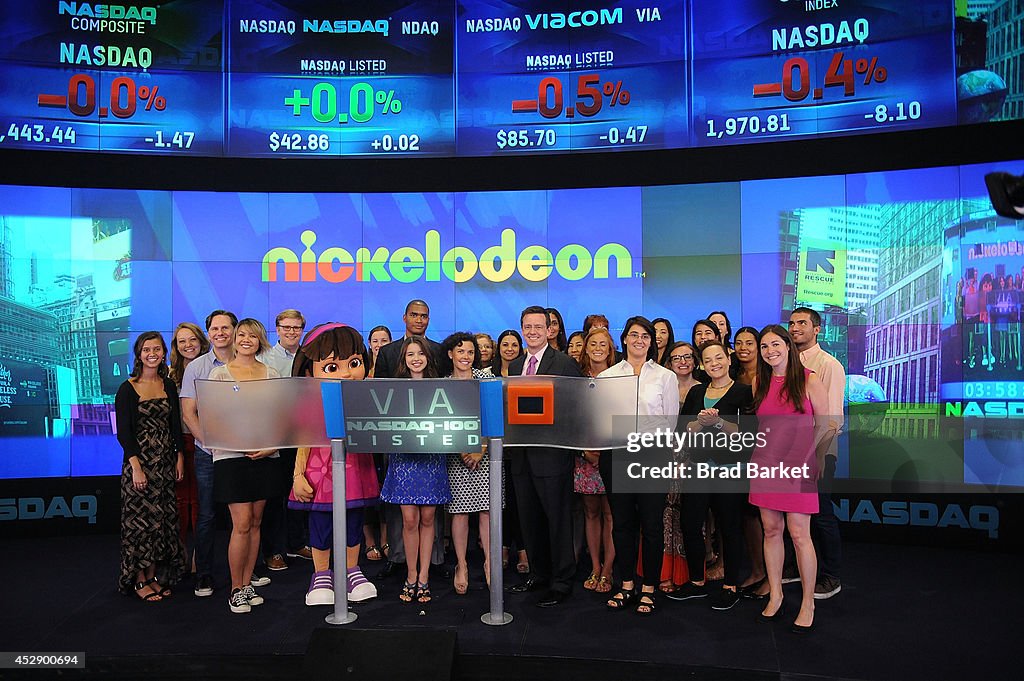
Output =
[{"x1": 262, "y1": 229, "x2": 634, "y2": 284}]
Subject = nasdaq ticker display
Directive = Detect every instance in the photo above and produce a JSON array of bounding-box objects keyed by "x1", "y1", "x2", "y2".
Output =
[{"x1": 0, "y1": 2, "x2": 1009, "y2": 158}]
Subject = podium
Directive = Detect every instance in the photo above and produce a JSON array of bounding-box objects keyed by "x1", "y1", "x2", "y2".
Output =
[{"x1": 196, "y1": 374, "x2": 639, "y2": 627}]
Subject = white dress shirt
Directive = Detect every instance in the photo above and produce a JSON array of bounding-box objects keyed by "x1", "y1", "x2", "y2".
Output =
[{"x1": 598, "y1": 359, "x2": 680, "y2": 417}]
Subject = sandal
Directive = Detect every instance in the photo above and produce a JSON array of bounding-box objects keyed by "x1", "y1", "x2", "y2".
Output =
[
  {"x1": 454, "y1": 564, "x2": 469, "y2": 595},
  {"x1": 659, "y1": 579, "x2": 675, "y2": 593},
  {"x1": 606, "y1": 588, "x2": 635, "y2": 611},
  {"x1": 134, "y1": 580, "x2": 162, "y2": 602},
  {"x1": 146, "y1": 577, "x2": 172, "y2": 598},
  {"x1": 382, "y1": 543, "x2": 390, "y2": 559},
  {"x1": 416, "y1": 582, "x2": 432, "y2": 604},
  {"x1": 583, "y1": 572, "x2": 599, "y2": 590},
  {"x1": 366, "y1": 545, "x2": 383, "y2": 561},
  {"x1": 595, "y1": 576, "x2": 612, "y2": 593},
  {"x1": 636, "y1": 592, "x2": 656, "y2": 616},
  {"x1": 399, "y1": 581, "x2": 416, "y2": 603}
]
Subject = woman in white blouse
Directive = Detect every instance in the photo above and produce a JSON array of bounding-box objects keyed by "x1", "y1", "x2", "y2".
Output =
[{"x1": 598, "y1": 316, "x2": 679, "y2": 615}]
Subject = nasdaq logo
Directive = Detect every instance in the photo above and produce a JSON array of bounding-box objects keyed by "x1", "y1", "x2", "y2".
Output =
[
  {"x1": 0, "y1": 496, "x2": 98, "y2": 524},
  {"x1": 944, "y1": 401, "x2": 1024, "y2": 418},
  {"x1": 58, "y1": 3, "x2": 157, "y2": 24},
  {"x1": 834, "y1": 499, "x2": 999, "y2": 539}
]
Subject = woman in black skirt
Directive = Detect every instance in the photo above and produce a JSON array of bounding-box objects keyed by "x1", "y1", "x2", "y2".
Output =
[
  {"x1": 115, "y1": 331, "x2": 186, "y2": 602},
  {"x1": 208, "y1": 319, "x2": 282, "y2": 613}
]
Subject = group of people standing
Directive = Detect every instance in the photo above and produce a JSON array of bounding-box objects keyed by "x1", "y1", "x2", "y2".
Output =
[{"x1": 115, "y1": 299, "x2": 845, "y2": 634}]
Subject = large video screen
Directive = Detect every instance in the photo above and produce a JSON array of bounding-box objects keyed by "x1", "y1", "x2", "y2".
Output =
[
  {"x1": 1, "y1": 160, "x2": 1022, "y2": 490},
  {"x1": 0, "y1": 1, "x2": 1017, "y2": 157}
]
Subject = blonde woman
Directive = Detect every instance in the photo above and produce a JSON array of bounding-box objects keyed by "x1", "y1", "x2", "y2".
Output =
[{"x1": 208, "y1": 319, "x2": 282, "y2": 613}]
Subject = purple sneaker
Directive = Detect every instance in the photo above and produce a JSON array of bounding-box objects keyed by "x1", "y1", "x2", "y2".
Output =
[
  {"x1": 348, "y1": 567, "x2": 378, "y2": 602},
  {"x1": 305, "y1": 569, "x2": 333, "y2": 606}
]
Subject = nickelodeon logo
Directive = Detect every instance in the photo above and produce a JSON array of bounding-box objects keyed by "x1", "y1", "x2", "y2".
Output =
[{"x1": 262, "y1": 228, "x2": 633, "y2": 284}]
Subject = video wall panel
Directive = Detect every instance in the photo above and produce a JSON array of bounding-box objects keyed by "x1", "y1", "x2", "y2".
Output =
[
  {"x1": 1, "y1": 159, "x2": 1022, "y2": 492},
  {"x1": 0, "y1": 1, "x2": 1017, "y2": 158}
]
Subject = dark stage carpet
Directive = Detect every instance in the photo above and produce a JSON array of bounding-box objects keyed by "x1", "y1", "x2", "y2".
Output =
[{"x1": 0, "y1": 534, "x2": 1014, "y2": 681}]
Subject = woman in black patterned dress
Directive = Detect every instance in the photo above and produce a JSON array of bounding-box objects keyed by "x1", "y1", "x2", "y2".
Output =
[{"x1": 115, "y1": 331, "x2": 186, "y2": 602}]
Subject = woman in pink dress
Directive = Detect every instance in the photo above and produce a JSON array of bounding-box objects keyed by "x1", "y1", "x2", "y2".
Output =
[{"x1": 748, "y1": 325, "x2": 830, "y2": 633}]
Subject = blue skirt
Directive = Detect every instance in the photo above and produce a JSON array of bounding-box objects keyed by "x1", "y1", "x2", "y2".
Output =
[{"x1": 380, "y1": 453, "x2": 452, "y2": 505}]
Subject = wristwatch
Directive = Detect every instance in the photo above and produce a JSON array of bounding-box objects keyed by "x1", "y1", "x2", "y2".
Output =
[{"x1": 713, "y1": 418, "x2": 724, "y2": 431}]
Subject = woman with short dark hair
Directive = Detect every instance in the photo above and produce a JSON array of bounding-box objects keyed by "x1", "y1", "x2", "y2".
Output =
[
  {"x1": 442, "y1": 332, "x2": 503, "y2": 594},
  {"x1": 668, "y1": 340, "x2": 754, "y2": 611},
  {"x1": 600, "y1": 316, "x2": 679, "y2": 615}
]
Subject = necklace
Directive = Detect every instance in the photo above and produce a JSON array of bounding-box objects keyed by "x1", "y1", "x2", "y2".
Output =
[{"x1": 709, "y1": 378, "x2": 733, "y2": 391}]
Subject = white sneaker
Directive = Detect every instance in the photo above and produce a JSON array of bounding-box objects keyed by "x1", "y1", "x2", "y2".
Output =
[
  {"x1": 242, "y1": 584, "x2": 264, "y2": 606},
  {"x1": 229, "y1": 588, "x2": 251, "y2": 613},
  {"x1": 250, "y1": 574, "x2": 271, "y2": 587}
]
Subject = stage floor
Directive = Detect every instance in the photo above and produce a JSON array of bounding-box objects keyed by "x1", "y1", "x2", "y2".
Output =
[{"x1": 1, "y1": 534, "x2": 1014, "y2": 681}]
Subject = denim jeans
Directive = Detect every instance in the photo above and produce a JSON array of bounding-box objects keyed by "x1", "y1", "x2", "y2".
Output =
[
  {"x1": 193, "y1": 446, "x2": 216, "y2": 578},
  {"x1": 812, "y1": 456, "x2": 842, "y2": 579}
]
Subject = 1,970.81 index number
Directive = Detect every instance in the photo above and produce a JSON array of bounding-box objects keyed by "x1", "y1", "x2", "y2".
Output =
[{"x1": 706, "y1": 114, "x2": 791, "y2": 139}]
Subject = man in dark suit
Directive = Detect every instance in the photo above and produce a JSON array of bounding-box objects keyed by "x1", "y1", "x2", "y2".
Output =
[
  {"x1": 506, "y1": 305, "x2": 581, "y2": 607},
  {"x1": 373, "y1": 299, "x2": 446, "y2": 581},
  {"x1": 372, "y1": 299, "x2": 442, "y2": 378}
]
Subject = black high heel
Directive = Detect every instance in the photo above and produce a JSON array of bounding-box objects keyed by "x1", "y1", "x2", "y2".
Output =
[
  {"x1": 757, "y1": 602, "x2": 786, "y2": 623},
  {"x1": 739, "y1": 577, "x2": 767, "y2": 600}
]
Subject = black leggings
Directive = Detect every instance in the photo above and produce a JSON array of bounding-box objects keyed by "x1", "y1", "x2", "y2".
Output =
[{"x1": 680, "y1": 492, "x2": 746, "y2": 587}]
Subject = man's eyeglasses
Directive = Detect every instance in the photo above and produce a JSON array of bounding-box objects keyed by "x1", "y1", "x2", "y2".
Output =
[{"x1": 278, "y1": 325, "x2": 304, "y2": 332}]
